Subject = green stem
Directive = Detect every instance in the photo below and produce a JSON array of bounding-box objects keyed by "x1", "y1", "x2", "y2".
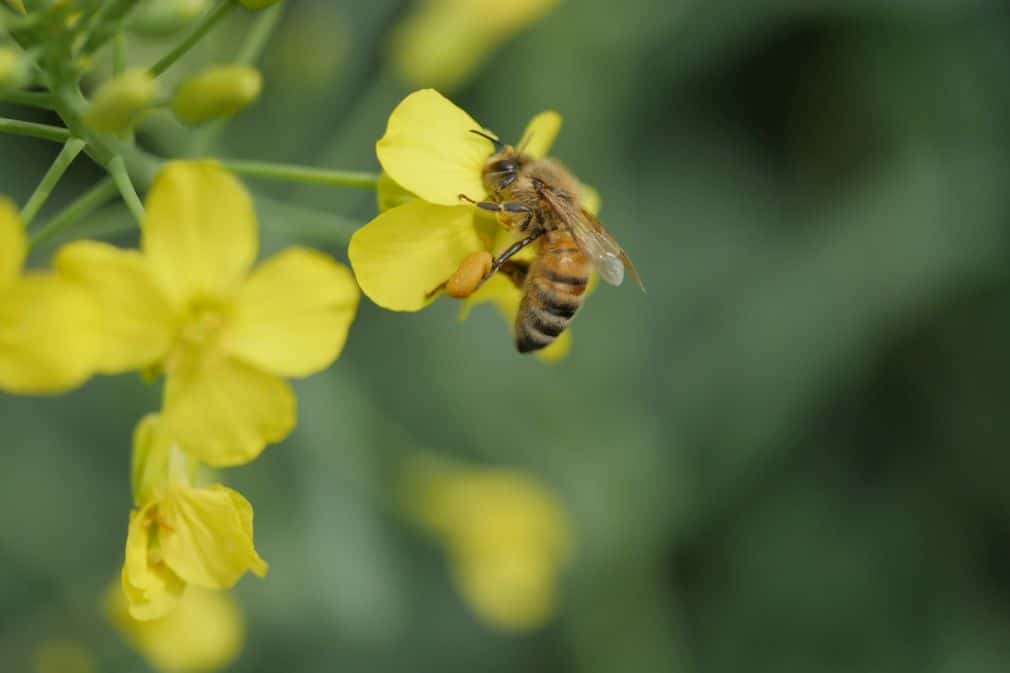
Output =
[
  {"x1": 0, "y1": 89, "x2": 54, "y2": 109},
  {"x1": 220, "y1": 160, "x2": 379, "y2": 190},
  {"x1": 0, "y1": 117, "x2": 70, "y2": 142},
  {"x1": 28, "y1": 178, "x2": 118, "y2": 251},
  {"x1": 236, "y1": 1, "x2": 284, "y2": 64},
  {"x1": 107, "y1": 155, "x2": 145, "y2": 225},
  {"x1": 20, "y1": 138, "x2": 86, "y2": 226},
  {"x1": 149, "y1": 0, "x2": 234, "y2": 77},
  {"x1": 81, "y1": 0, "x2": 141, "y2": 54}
]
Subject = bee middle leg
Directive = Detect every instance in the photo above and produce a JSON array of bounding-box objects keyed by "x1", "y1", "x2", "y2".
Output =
[{"x1": 485, "y1": 230, "x2": 543, "y2": 280}]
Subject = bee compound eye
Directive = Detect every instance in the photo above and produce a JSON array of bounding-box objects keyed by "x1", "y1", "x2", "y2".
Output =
[
  {"x1": 490, "y1": 159, "x2": 517, "y2": 174},
  {"x1": 445, "y1": 251, "x2": 494, "y2": 298}
]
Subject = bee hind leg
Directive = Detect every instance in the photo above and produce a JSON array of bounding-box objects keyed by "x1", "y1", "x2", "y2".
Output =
[{"x1": 498, "y1": 260, "x2": 530, "y2": 289}]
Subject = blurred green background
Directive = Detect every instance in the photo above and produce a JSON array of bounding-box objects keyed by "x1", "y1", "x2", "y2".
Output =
[{"x1": 4, "y1": 0, "x2": 1010, "y2": 671}]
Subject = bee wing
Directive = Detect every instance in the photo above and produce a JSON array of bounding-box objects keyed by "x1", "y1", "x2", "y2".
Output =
[
  {"x1": 569, "y1": 208, "x2": 645, "y2": 290},
  {"x1": 536, "y1": 183, "x2": 645, "y2": 290}
]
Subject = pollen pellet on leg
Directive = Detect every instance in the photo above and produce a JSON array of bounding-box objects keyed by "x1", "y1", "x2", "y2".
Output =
[{"x1": 445, "y1": 251, "x2": 493, "y2": 298}]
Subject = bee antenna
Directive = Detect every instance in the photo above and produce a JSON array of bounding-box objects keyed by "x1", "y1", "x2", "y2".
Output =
[{"x1": 470, "y1": 129, "x2": 504, "y2": 152}]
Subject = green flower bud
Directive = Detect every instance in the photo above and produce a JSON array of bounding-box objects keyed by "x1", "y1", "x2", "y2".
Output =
[
  {"x1": 131, "y1": 0, "x2": 210, "y2": 36},
  {"x1": 238, "y1": 0, "x2": 282, "y2": 9},
  {"x1": 84, "y1": 69, "x2": 159, "y2": 134},
  {"x1": 171, "y1": 65, "x2": 262, "y2": 125},
  {"x1": 0, "y1": 48, "x2": 30, "y2": 92},
  {"x1": 4, "y1": 0, "x2": 26, "y2": 15}
]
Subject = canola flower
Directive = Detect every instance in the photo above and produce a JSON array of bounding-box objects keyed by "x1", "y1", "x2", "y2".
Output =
[
  {"x1": 107, "y1": 582, "x2": 245, "y2": 673},
  {"x1": 350, "y1": 89, "x2": 600, "y2": 361},
  {"x1": 0, "y1": 198, "x2": 100, "y2": 394},
  {"x1": 405, "y1": 457, "x2": 574, "y2": 631},
  {"x1": 0, "y1": 0, "x2": 573, "y2": 665},
  {"x1": 58, "y1": 161, "x2": 360, "y2": 466},
  {"x1": 390, "y1": 0, "x2": 562, "y2": 91},
  {"x1": 122, "y1": 413, "x2": 267, "y2": 619}
]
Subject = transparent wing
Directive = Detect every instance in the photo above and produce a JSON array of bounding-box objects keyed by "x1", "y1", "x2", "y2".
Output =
[
  {"x1": 568, "y1": 208, "x2": 645, "y2": 290},
  {"x1": 536, "y1": 183, "x2": 645, "y2": 290}
]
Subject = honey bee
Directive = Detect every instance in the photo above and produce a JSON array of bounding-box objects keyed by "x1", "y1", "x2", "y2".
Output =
[{"x1": 452, "y1": 129, "x2": 644, "y2": 354}]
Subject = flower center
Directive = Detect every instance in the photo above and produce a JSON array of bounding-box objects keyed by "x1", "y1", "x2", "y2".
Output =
[{"x1": 165, "y1": 299, "x2": 231, "y2": 375}]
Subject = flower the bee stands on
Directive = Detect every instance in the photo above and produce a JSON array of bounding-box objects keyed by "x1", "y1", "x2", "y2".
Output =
[
  {"x1": 0, "y1": 0, "x2": 602, "y2": 667},
  {"x1": 349, "y1": 89, "x2": 638, "y2": 361}
]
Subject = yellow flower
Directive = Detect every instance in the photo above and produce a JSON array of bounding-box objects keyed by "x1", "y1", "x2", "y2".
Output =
[
  {"x1": 0, "y1": 198, "x2": 101, "y2": 394},
  {"x1": 107, "y1": 582, "x2": 244, "y2": 673},
  {"x1": 121, "y1": 414, "x2": 267, "y2": 620},
  {"x1": 405, "y1": 457, "x2": 574, "y2": 631},
  {"x1": 58, "y1": 161, "x2": 360, "y2": 466},
  {"x1": 389, "y1": 0, "x2": 561, "y2": 91},
  {"x1": 349, "y1": 89, "x2": 593, "y2": 360}
]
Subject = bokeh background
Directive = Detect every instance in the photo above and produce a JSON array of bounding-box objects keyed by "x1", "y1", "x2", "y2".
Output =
[{"x1": 4, "y1": 0, "x2": 1010, "y2": 671}]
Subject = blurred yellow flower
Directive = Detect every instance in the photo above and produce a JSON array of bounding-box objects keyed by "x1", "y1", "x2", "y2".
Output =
[
  {"x1": 405, "y1": 457, "x2": 574, "y2": 631},
  {"x1": 390, "y1": 0, "x2": 561, "y2": 91},
  {"x1": 350, "y1": 89, "x2": 591, "y2": 360},
  {"x1": 107, "y1": 582, "x2": 245, "y2": 673},
  {"x1": 121, "y1": 414, "x2": 267, "y2": 620},
  {"x1": 0, "y1": 197, "x2": 101, "y2": 394},
  {"x1": 58, "y1": 161, "x2": 360, "y2": 466}
]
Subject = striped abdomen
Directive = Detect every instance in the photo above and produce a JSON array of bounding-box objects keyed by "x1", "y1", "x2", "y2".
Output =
[{"x1": 515, "y1": 230, "x2": 591, "y2": 353}]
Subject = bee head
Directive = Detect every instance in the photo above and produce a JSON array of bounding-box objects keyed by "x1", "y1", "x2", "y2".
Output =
[{"x1": 470, "y1": 129, "x2": 522, "y2": 193}]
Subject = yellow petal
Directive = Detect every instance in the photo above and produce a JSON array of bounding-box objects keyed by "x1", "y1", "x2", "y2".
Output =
[
  {"x1": 0, "y1": 197, "x2": 25, "y2": 291},
  {"x1": 0, "y1": 274, "x2": 100, "y2": 394},
  {"x1": 224, "y1": 247, "x2": 359, "y2": 377},
  {"x1": 457, "y1": 272, "x2": 518, "y2": 321},
  {"x1": 376, "y1": 89, "x2": 495, "y2": 205},
  {"x1": 122, "y1": 504, "x2": 186, "y2": 621},
  {"x1": 159, "y1": 484, "x2": 268, "y2": 588},
  {"x1": 131, "y1": 414, "x2": 199, "y2": 507},
  {"x1": 376, "y1": 172, "x2": 418, "y2": 213},
  {"x1": 518, "y1": 111, "x2": 562, "y2": 159},
  {"x1": 107, "y1": 582, "x2": 244, "y2": 673},
  {"x1": 349, "y1": 201, "x2": 491, "y2": 311},
  {"x1": 55, "y1": 241, "x2": 175, "y2": 374},
  {"x1": 389, "y1": 0, "x2": 560, "y2": 91},
  {"x1": 143, "y1": 161, "x2": 257, "y2": 307},
  {"x1": 163, "y1": 355, "x2": 295, "y2": 467},
  {"x1": 579, "y1": 182, "x2": 601, "y2": 215},
  {"x1": 533, "y1": 330, "x2": 571, "y2": 362},
  {"x1": 451, "y1": 550, "x2": 558, "y2": 631},
  {"x1": 131, "y1": 414, "x2": 171, "y2": 507}
]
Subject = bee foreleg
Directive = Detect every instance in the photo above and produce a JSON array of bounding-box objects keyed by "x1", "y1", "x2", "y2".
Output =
[{"x1": 458, "y1": 194, "x2": 533, "y2": 229}]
